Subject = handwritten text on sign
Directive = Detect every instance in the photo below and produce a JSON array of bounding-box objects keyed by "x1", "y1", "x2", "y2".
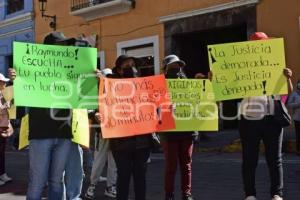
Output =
[
  {"x1": 13, "y1": 42, "x2": 98, "y2": 109},
  {"x1": 208, "y1": 38, "x2": 288, "y2": 101},
  {"x1": 167, "y1": 79, "x2": 218, "y2": 131},
  {"x1": 99, "y1": 75, "x2": 175, "y2": 138}
]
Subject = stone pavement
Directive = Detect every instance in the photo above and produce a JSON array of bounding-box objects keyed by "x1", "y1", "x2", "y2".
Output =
[{"x1": 0, "y1": 150, "x2": 300, "y2": 200}]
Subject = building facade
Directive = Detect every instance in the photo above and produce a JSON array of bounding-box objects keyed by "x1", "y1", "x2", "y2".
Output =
[
  {"x1": 34, "y1": 0, "x2": 300, "y2": 128},
  {"x1": 34, "y1": 0, "x2": 300, "y2": 79},
  {"x1": 0, "y1": 0, "x2": 35, "y2": 74}
]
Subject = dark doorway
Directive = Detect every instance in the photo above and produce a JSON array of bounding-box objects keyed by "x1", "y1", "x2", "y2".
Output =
[
  {"x1": 172, "y1": 24, "x2": 248, "y2": 129},
  {"x1": 173, "y1": 24, "x2": 247, "y2": 78}
]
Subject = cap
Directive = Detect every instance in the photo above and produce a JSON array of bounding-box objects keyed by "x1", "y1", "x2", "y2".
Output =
[
  {"x1": 43, "y1": 32, "x2": 76, "y2": 45},
  {"x1": 249, "y1": 32, "x2": 269, "y2": 41},
  {"x1": 163, "y1": 55, "x2": 186, "y2": 68},
  {"x1": 101, "y1": 68, "x2": 113, "y2": 77},
  {"x1": 0, "y1": 73, "x2": 10, "y2": 82},
  {"x1": 115, "y1": 55, "x2": 136, "y2": 68}
]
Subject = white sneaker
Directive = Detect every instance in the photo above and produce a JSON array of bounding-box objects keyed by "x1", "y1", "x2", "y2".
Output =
[
  {"x1": 272, "y1": 195, "x2": 283, "y2": 200},
  {"x1": 85, "y1": 184, "x2": 96, "y2": 199},
  {"x1": 0, "y1": 179, "x2": 5, "y2": 186},
  {"x1": 147, "y1": 158, "x2": 151, "y2": 163},
  {"x1": 104, "y1": 185, "x2": 117, "y2": 198},
  {"x1": 98, "y1": 176, "x2": 107, "y2": 182},
  {"x1": 0, "y1": 173, "x2": 12, "y2": 183},
  {"x1": 245, "y1": 196, "x2": 257, "y2": 200}
]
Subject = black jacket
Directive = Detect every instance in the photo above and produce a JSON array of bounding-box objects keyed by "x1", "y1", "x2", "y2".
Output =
[
  {"x1": 28, "y1": 108, "x2": 72, "y2": 140},
  {"x1": 110, "y1": 134, "x2": 153, "y2": 151}
]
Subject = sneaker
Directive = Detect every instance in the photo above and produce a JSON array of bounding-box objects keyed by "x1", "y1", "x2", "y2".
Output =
[
  {"x1": 85, "y1": 184, "x2": 96, "y2": 199},
  {"x1": 104, "y1": 185, "x2": 117, "y2": 198},
  {"x1": 0, "y1": 179, "x2": 5, "y2": 186},
  {"x1": 182, "y1": 194, "x2": 194, "y2": 200},
  {"x1": 0, "y1": 173, "x2": 12, "y2": 183},
  {"x1": 147, "y1": 158, "x2": 151, "y2": 163},
  {"x1": 98, "y1": 176, "x2": 107, "y2": 182},
  {"x1": 272, "y1": 195, "x2": 283, "y2": 200},
  {"x1": 245, "y1": 196, "x2": 257, "y2": 200}
]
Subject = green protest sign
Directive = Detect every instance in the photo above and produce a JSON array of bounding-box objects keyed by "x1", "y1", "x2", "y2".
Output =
[
  {"x1": 208, "y1": 38, "x2": 288, "y2": 101},
  {"x1": 167, "y1": 79, "x2": 218, "y2": 131},
  {"x1": 13, "y1": 42, "x2": 98, "y2": 109}
]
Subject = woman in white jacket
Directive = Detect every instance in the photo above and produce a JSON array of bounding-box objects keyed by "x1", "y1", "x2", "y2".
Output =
[{"x1": 238, "y1": 32, "x2": 293, "y2": 200}]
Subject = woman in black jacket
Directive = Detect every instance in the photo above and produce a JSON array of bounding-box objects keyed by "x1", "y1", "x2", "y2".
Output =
[{"x1": 110, "y1": 55, "x2": 153, "y2": 200}]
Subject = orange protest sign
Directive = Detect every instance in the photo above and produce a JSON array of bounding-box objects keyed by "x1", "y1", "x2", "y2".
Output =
[{"x1": 99, "y1": 75, "x2": 175, "y2": 138}]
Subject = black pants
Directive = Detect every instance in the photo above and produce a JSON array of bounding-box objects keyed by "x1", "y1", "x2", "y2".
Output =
[
  {"x1": 0, "y1": 137, "x2": 6, "y2": 175},
  {"x1": 294, "y1": 120, "x2": 300, "y2": 152},
  {"x1": 239, "y1": 116, "x2": 283, "y2": 197},
  {"x1": 113, "y1": 148, "x2": 150, "y2": 200}
]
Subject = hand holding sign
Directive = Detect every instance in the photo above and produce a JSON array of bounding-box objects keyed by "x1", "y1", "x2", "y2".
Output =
[
  {"x1": 283, "y1": 68, "x2": 292, "y2": 79},
  {"x1": 8, "y1": 68, "x2": 16, "y2": 81},
  {"x1": 94, "y1": 112, "x2": 104, "y2": 123}
]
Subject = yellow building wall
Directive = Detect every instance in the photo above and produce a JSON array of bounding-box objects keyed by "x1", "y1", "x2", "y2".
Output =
[
  {"x1": 34, "y1": 0, "x2": 232, "y2": 68},
  {"x1": 257, "y1": 0, "x2": 300, "y2": 84},
  {"x1": 35, "y1": 0, "x2": 299, "y2": 81}
]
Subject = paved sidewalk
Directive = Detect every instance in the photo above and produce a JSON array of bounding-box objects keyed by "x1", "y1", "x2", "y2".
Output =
[{"x1": 0, "y1": 151, "x2": 300, "y2": 200}]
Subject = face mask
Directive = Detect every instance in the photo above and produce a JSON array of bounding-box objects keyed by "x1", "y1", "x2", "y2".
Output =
[
  {"x1": 166, "y1": 68, "x2": 186, "y2": 78},
  {"x1": 166, "y1": 68, "x2": 180, "y2": 78},
  {"x1": 122, "y1": 67, "x2": 135, "y2": 78}
]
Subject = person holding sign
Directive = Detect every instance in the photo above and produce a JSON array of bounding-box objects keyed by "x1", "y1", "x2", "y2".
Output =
[
  {"x1": 109, "y1": 55, "x2": 153, "y2": 200},
  {"x1": 161, "y1": 55, "x2": 197, "y2": 200},
  {"x1": 286, "y1": 79, "x2": 300, "y2": 155},
  {"x1": 239, "y1": 32, "x2": 293, "y2": 200},
  {"x1": 0, "y1": 73, "x2": 13, "y2": 186},
  {"x1": 10, "y1": 32, "x2": 79, "y2": 200},
  {"x1": 85, "y1": 68, "x2": 117, "y2": 199}
]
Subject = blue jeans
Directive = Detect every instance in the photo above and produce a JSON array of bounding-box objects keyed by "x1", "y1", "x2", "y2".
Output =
[
  {"x1": 65, "y1": 143, "x2": 83, "y2": 200},
  {"x1": 27, "y1": 139, "x2": 72, "y2": 200}
]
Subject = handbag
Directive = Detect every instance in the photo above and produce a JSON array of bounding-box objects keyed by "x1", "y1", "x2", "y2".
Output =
[{"x1": 272, "y1": 96, "x2": 292, "y2": 127}]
